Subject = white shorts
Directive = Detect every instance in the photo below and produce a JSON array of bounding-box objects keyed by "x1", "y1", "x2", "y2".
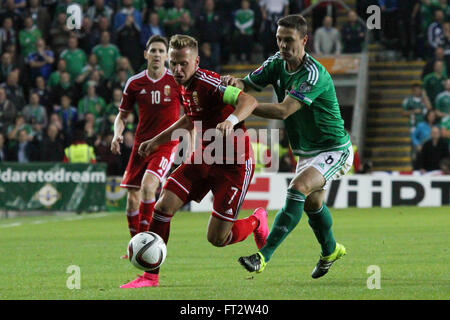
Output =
[{"x1": 295, "y1": 144, "x2": 354, "y2": 190}]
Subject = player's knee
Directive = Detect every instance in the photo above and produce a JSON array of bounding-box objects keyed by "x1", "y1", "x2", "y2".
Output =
[
  {"x1": 141, "y1": 183, "x2": 157, "y2": 201},
  {"x1": 304, "y1": 199, "x2": 322, "y2": 212},
  {"x1": 126, "y1": 190, "x2": 140, "y2": 212},
  {"x1": 207, "y1": 233, "x2": 226, "y2": 247},
  {"x1": 154, "y1": 199, "x2": 176, "y2": 216},
  {"x1": 290, "y1": 181, "x2": 314, "y2": 196}
]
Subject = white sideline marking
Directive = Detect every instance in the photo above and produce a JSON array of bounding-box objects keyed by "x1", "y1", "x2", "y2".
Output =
[{"x1": 0, "y1": 213, "x2": 109, "y2": 228}]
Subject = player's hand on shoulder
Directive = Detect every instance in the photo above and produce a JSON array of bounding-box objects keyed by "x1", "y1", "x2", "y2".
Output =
[
  {"x1": 111, "y1": 135, "x2": 123, "y2": 155},
  {"x1": 220, "y1": 75, "x2": 239, "y2": 87}
]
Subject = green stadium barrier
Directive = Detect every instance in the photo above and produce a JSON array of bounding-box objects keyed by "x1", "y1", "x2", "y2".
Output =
[{"x1": 0, "y1": 162, "x2": 106, "y2": 212}]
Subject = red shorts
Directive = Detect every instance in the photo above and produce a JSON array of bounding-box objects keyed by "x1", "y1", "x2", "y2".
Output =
[
  {"x1": 164, "y1": 158, "x2": 255, "y2": 222},
  {"x1": 120, "y1": 144, "x2": 176, "y2": 189}
]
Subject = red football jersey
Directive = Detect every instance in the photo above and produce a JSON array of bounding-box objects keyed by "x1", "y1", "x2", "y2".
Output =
[
  {"x1": 180, "y1": 68, "x2": 252, "y2": 163},
  {"x1": 119, "y1": 68, "x2": 181, "y2": 147}
]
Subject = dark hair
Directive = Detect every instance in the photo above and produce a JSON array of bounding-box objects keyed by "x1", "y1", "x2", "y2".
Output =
[
  {"x1": 145, "y1": 34, "x2": 169, "y2": 51},
  {"x1": 277, "y1": 14, "x2": 308, "y2": 37}
]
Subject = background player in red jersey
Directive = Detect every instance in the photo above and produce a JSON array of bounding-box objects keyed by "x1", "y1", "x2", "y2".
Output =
[
  {"x1": 119, "y1": 35, "x2": 269, "y2": 288},
  {"x1": 111, "y1": 35, "x2": 181, "y2": 256}
]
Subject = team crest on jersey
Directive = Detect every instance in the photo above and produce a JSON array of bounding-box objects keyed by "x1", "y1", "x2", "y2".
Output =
[
  {"x1": 192, "y1": 91, "x2": 199, "y2": 105},
  {"x1": 164, "y1": 85, "x2": 171, "y2": 102},
  {"x1": 252, "y1": 66, "x2": 263, "y2": 75},
  {"x1": 298, "y1": 82, "x2": 312, "y2": 93}
]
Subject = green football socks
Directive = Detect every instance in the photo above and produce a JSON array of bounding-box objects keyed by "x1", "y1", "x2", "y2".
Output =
[
  {"x1": 259, "y1": 189, "x2": 306, "y2": 262},
  {"x1": 305, "y1": 204, "x2": 336, "y2": 257}
]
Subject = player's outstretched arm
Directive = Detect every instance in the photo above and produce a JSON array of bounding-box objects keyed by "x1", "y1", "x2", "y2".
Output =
[
  {"x1": 253, "y1": 95, "x2": 303, "y2": 120},
  {"x1": 138, "y1": 115, "x2": 193, "y2": 157},
  {"x1": 216, "y1": 87, "x2": 257, "y2": 136},
  {"x1": 220, "y1": 75, "x2": 250, "y2": 92},
  {"x1": 111, "y1": 111, "x2": 128, "y2": 155}
]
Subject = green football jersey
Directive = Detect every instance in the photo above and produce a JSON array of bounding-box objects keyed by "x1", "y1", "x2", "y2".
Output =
[
  {"x1": 243, "y1": 52, "x2": 350, "y2": 157},
  {"x1": 435, "y1": 91, "x2": 450, "y2": 115},
  {"x1": 92, "y1": 44, "x2": 121, "y2": 79},
  {"x1": 60, "y1": 48, "x2": 87, "y2": 80},
  {"x1": 402, "y1": 96, "x2": 427, "y2": 126}
]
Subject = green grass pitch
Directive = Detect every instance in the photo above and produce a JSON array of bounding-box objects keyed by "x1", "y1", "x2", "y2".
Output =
[{"x1": 0, "y1": 207, "x2": 449, "y2": 300}]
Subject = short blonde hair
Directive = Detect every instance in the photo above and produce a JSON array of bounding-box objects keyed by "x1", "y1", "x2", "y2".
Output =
[{"x1": 169, "y1": 34, "x2": 198, "y2": 53}]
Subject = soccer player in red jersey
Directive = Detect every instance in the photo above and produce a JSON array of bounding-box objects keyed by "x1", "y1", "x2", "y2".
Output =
[
  {"x1": 120, "y1": 34, "x2": 269, "y2": 288},
  {"x1": 111, "y1": 35, "x2": 181, "y2": 252}
]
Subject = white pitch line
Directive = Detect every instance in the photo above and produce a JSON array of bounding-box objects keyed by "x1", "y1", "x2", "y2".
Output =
[
  {"x1": 0, "y1": 213, "x2": 110, "y2": 228},
  {"x1": 0, "y1": 222, "x2": 22, "y2": 228}
]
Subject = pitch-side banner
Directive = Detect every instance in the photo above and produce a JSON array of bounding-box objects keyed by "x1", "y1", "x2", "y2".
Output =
[
  {"x1": 190, "y1": 173, "x2": 450, "y2": 211},
  {"x1": 0, "y1": 162, "x2": 107, "y2": 212}
]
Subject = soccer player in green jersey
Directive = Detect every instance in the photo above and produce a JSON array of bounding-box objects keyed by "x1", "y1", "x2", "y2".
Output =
[{"x1": 222, "y1": 14, "x2": 353, "y2": 279}]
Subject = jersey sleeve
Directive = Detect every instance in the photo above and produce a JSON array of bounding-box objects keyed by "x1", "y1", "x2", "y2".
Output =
[
  {"x1": 119, "y1": 78, "x2": 136, "y2": 113},
  {"x1": 288, "y1": 70, "x2": 327, "y2": 106},
  {"x1": 242, "y1": 52, "x2": 279, "y2": 91}
]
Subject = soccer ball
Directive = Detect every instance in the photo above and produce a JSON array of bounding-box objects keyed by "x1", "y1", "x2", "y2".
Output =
[{"x1": 127, "y1": 232, "x2": 167, "y2": 271}]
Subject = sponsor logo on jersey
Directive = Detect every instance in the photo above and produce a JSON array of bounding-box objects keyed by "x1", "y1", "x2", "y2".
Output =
[
  {"x1": 225, "y1": 208, "x2": 233, "y2": 215},
  {"x1": 289, "y1": 89, "x2": 306, "y2": 101},
  {"x1": 252, "y1": 66, "x2": 263, "y2": 75},
  {"x1": 139, "y1": 88, "x2": 147, "y2": 95}
]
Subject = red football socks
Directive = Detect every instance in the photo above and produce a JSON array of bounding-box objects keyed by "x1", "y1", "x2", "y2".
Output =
[{"x1": 139, "y1": 199, "x2": 156, "y2": 233}]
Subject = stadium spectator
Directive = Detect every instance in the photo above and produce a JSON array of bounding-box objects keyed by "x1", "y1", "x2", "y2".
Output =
[
  {"x1": 0, "y1": 132, "x2": 7, "y2": 161},
  {"x1": 55, "y1": 94, "x2": 78, "y2": 135},
  {"x1": 259, "y1": 0, "x2": 289, "y2": 58},
  {"x1": 199, "y1": 42, "x2": 217, "y2": 71},
  {"x1": 25, "y1": 0, "x2": 51, "y2": 41},
  {"x1": 84, "y1": 69, "x2": 110, "y2": 101},
  {"x1": 417, "y1": 125, "x2": 450, "y2": 172},
  {"x1": 116, "y1": 14, "x2": 143, "y2": 72},
  {"x1": 32, "y1": 76, "x2": 51, "y2": 114},
  {"x1": 76, "y1": 53, "x2": 103, "y2": 86},
  {"x1": 422, "y1": 46, "x2": 448, "y2": 79},
  {"x1": 92, "y1": 31, "x2": 121, "y2": 80},
  {"x1": 113, "y1": 0, "x2": 142, "y2": 31},
  {"x1": 402, "y1": 83, "x2": 432, "y2": 132},
  {"x1": 0, "y1": 86, "x2": 16, "y2": 134},
  {"x1": 314, "y1": 16, "x2": 342, "y2": 55},
  {"x1": 49, "y1": 12, "x2": 71, "y2": 57},
  {"x1": 63, "y1": 121, "x2": 97, "y2": 163},
  {"x1": 22, "y1": 91, "x2": 48, "y2": 129},
  {"x1": 379, "y1": 0, "x2": 400, "y2": 45},
  {"x1": 86, "y1": 0, "x2": 114, "y2": 27},
  {"x1": 153, "y1": 0, "x2": 168, "y2": 24},
  {"x1": 60, "y1": 36, "x2": 88, "y2": 81},
  {"x1": 83, "y1": 112, "x2": 99, "y2": 145},
  {"x1": 427, "y1": 9, "x2": 445, "y2": 54},
  {"x1": 77, "y1": 83, "x2": 106, "y2": 121},
  {"x1": 101, "y1": 87, "x2": 122, "y2": 134},
  {"x1": 7, "y1": 128, "x2": 39, "y2": 163},
  {"x1": 4, "y1": 44, "x2": 25, "y2": 82},
  {"x1": 412, "y1": 109, "x2": 438, "y2": 157},
  {"x1": 435, "y1": 78, "x2": 450, "y2": 119},
  {"x1": 232, "y1": 0, "x2": 255, "y2": 63},
  {"x1": 48, "y1": 59, "x2": 68, "y2": 89},
  {"x1": 7, "y1": 114, "x2": 33, "y2": 143},
  {"x1": 196, "y1": 0, "x2": 221, "y2": 68},
  {"x1": 95, "y1": 132, "x2": 120, "y2": 174},
  {"x1": 435, "y1": 0, "x2": 450, "y2": 20},
  {"x1": 0, "y1": 52, "x2": 16, "y2": 84},
  {"x1": 109, "y1": 68, "x2": 129, "y2": 91},
  {"x1": 163, "y1": 0, "x2": 191, "y2": 37},
  {"x1": 1, "y1": 69, "x2": 26, "y2": 111},
  {"x1": 440, "y1": 115, "x2": 450, "y2": 149},
  {"x1": 27, "y1": 38, "x2": 55, "y2": 82},
  {"x1": 422, "y1": 60, "x2": 447, "y2": 108},
  {"x1": 341, "y1": 10, "x2": 365, "y2": 53},
  {"x1": 77, "y1": 17, "x2": 97, "y2": 54},
  {"x1": 39, "y1": 123, "x2": 65, "y2": 161},
  {"x1": 173, "y1": 12, "x2": 197, "y2": 38},
  {"x1": 0, "y1": 0, "x2": 23, "y2": 32},
  {"x1": 140, "y1": 11, "x2": 165, "y2": 48},
  {"x1": 50, "y1": 71, "x2": 77, "y2": 107},
  {"x1": 19, "y1": 17, "x2": 42, "y2": 57},
  {"x1": 0, "y1": 17, "x2": 16, "y2": 55},
  {"x1": 91, "y1": 15, "x2": 113, "y2": 46},
  {"x1": 397, "y1": 0, "x2": 418, "y2": 60}
]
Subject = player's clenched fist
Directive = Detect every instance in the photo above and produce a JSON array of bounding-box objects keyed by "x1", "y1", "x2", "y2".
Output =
[
  {"x1": 138, "y1": 139, "x2": 158, "y2": 157},
  {"x1": 216, "y1": 120, "x2": 234, "y2": 136},
  {"x1": 111, "y1": 135, "x2": 123, "y2": 155}
]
